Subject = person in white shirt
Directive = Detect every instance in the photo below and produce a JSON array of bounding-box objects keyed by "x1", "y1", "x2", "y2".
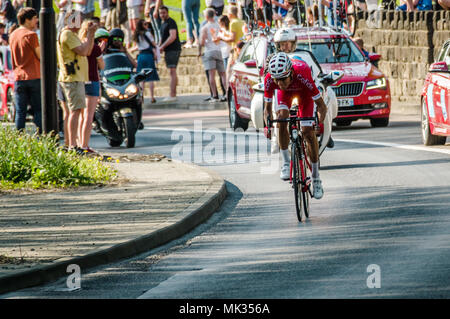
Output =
[
  {"x1": 198, "y1": 8, "x2": 227, "y2": 103},
  {"x1": 133, "y1": 19, "x2": 160, "y2": 103}
]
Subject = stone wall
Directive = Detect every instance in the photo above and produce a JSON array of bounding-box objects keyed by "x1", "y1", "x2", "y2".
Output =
[{"x1": 354, "y1": 10, "x2": 450, "y2": 108}]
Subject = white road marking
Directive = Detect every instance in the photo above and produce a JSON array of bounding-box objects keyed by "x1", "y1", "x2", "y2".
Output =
[
  {"x1": 335, "y1": 138, "x2": 450, "y2": 155},
  {"x1": 144, "y1": 127, "x2": 450, "y2": 155}
]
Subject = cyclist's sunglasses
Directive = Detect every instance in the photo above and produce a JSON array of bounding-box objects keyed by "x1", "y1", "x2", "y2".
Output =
[
  {"x1": 273, "y1": 75, "x2": 291, "y2": 84},
  {"x1": 112, "y1": 37, "x2": 124, "y2": 42}
]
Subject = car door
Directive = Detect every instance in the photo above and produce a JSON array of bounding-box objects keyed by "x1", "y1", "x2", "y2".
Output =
[
  {"x1": 429, "y1": 40, "x2": 450, "y2": 133},
  {"x1": 231, "y1": 37, "x2": 266, "y2": 118}
]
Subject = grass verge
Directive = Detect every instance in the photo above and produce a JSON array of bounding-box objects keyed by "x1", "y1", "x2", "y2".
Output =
[{"x1": 0, "y1": 126, "x2": 118, "y2": 190}]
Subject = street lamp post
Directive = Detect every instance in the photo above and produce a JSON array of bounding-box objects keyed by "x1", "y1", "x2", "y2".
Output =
[{"x1": 39, "y1": 0, "x2": 58, "y2": 135}]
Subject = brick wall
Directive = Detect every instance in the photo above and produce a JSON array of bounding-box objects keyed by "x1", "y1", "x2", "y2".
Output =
[{"x1": 354, "y1": 10, "x2": 450, "y2": 108}]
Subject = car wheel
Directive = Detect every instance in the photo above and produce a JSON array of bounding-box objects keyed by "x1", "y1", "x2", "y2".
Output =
[
  {"x1": 370, "y1": 117, "x2": 389, "y2": 128},
  {"x1": 228, "y1": 90, "x2": 249, "y2": 131},
  {"x1": 335, "y1": 119, "x2": 352, "y2": 127},
  {"x1": 421, "y1": 100, "x2": 446, "y2": 146},
  {"x1": 6, "y1": 87, "x2": 15, "y2": 123}
]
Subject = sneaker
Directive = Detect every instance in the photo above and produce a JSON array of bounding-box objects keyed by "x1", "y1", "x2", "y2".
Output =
[
  {"x1": 312, "y1": 178, "x2": 324, "y2": 199},
  {"x1": 210, "y1": 97, "x2": 220, "y2": 103},
  {"x1": 220, "y1": 96, "x2": 227, "y2": 102},
  {"x1": 280, "y1": 163, "x2": 290, "y2": 181},
  {"x1": 162, "y1": 96, "x2": 177, "y2": 102},
  {"x1": 327, "y1": 136, "x2": 335, "y2": 148},
  {"x1": 204, "y1": 96, "x2": 213, "y2": 102}
]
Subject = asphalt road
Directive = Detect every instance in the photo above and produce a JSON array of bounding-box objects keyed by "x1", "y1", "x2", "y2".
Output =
[{"x1": 2, "y1": 109, "x2": 450, "y2": 299}]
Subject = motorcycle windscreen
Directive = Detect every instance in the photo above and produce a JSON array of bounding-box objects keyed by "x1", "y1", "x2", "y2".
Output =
[{"x1": 101, "y1": 53, "x2": 134, "y2": 83}]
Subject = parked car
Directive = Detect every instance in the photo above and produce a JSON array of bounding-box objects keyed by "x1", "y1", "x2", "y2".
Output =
[
  {"x1": 228, "y1": 27, "x2": 391, "y2": 130},
  {"x1": 0, "y1": 45, "x2": 15, "y2": 122},
  {"x1": 420, "y1": 38, "x2": 450, "y2": 146}
]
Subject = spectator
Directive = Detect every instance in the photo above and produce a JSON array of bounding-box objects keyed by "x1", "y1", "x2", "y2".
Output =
[
  {"x1": 9, "y1": 7, "x2": 41, "y2": 132},
  {"x1": 207, "y1": 0, "x2": 225, "y2": 16},
  {"x1": 57, "y1": 11, "x2": 97, "y2": 151},
  {"x1": 202, "y1": 4, "x2": 226, "y2": 102},
  {"x1": 353, "y1": 37, "x2": 370, "y2": 59},
  {"x1": 182, "y1": 0, "x2": 200, "y2": 48},
  {"x1": 72, "y1": 0, "x2": 95, "y2": 20},
  {"x1": 99, "y1": 0, "x2": 109, "y2": 27},
  {"x1": 0, "y1": 0, "x2": 18, "y2": 33},
  {"x1": 216, "y1": 15, "x2": 232, "y2": 70},
  {"x1": 396, "y1": 0, "x2": 432, "y2": 11},
  {"x1": 158, "y1": 5, "x2": 181, "y2": 102},
  {"x1": 227, "y1": 5, "x2": 244, "y2": 49},
  {"x1": 77, "y1": 19, "x2": 105, "y2": 154},
  {"x1": 272, "y1": 0, "x2": 290, "y2": 28},
  {"x1": 0, "y1": 22, "x2": 9, "y2": 44},
  {"x1": 127, "y1": 0, "x2": 142, "y2": 36},
  {"x1": 438, "y1": 0, "x2": 449, "y2": 9},
  {"x1": 198, "y1": 8, "x2": 227, "y2": 103},
  {"x1": 56, "y1": 0, "x2": 72, "y2": 35},
  {"x1": 133, "y1": 19, "x2": 160, "y2": 103},
  {"x1": 144, "y1": 0, "x2": 163, "y2": 43}
]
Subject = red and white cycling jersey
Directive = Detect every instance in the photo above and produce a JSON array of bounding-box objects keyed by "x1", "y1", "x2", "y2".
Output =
[{"x1": 264, "y1": 59, "x2": 321, "y2": 117}]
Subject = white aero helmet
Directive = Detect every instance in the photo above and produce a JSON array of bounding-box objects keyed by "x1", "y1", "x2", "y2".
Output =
[
  {"x1": 273, "y1": 27, "x2": 297, "y2": 52},
  {"x1": 268, "y1": 52, "x2": 293, "y2": 79}
]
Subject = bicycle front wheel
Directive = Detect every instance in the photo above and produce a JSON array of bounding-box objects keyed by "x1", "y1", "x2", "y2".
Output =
[{"x1": 292, "y1": 141, "x2": 310, "y2": 222}]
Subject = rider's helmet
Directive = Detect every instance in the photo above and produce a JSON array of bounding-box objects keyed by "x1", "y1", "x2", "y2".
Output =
[
  {"x1": 268, "y1": 52, "x2": 293, "y2": 79},
  {"x1": 95, "y1": 28, "x2": 109, "y2": 41},
  {"x1": 273, "y1": 27, "x2": 297, "y2": 53},
  {"x1": 108, "y1": 28, "x2": 125, "y2": 48},
  {"x1": 95, "y1": 28, "x2": 109, "y2": 45}
]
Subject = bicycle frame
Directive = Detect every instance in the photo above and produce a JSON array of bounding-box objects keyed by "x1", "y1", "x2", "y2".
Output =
[{"x1": 267, "y1": 111, "x2": 316, "y2": 190}]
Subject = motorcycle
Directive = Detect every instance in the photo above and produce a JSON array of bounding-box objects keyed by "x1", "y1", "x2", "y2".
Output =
[
  {"x1": 95, "y1": 50, "x2": 152, "y2": 148},
  {"x1": 250, "y1": 51, "x2": 343, "y2": 156}
]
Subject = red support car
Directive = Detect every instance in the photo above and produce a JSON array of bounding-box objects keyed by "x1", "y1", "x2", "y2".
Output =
[
  {"x1": 421, "y1": 38, "x2": 450, "y2": 146},
  {"x1": 228, "y1": 27, "x2": 391, "y2": 130}
]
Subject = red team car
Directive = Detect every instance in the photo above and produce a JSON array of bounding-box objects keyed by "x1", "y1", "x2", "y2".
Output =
[
  {"x1": 421, "y1": 38, "x2": 450, "y2": 146},
  {"x1": 228, "y1": 27, "x2": 391, "y2": 130}
]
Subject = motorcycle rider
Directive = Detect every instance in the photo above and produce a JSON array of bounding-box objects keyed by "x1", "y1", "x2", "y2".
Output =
[
  {"x1": 105, "y1": 28, "x2": 137, "y2": 68},
  {"x1": 264, "y1": 52, "x2": 326, "y2": 199},
  {"x1": 97, "y1": 27, "x2": 144, "y2": 138}
]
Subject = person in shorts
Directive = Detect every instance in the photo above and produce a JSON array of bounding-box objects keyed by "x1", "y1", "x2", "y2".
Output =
[
  {"x1": 158, "y1": 5, "x2": 181, "y2": 102},
  {"x1": 57, "y1": 11, "x2": 97, "y2": 151},
  {"x1": 198, "y1": 8, "x2": 227, "y2": 103}
]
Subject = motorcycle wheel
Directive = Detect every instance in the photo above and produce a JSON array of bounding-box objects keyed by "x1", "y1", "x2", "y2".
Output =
[{"x1": 124, "y1": 116, "x2": 136, "y2": 148}]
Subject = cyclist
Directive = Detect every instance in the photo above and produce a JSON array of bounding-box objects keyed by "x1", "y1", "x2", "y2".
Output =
[{"x1": 264, "y1": 52, "x2": 326, "y2": 199}]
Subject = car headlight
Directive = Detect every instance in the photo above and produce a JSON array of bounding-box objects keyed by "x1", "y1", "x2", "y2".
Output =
[
  {"x1": 366, "y1": 77, "x2": 386, "y2": 90},
  {"x1": 106, "y1": 87, "x2": 120, "y2": 98},
  {"x1": 125, "y1": 84, "x2": 138, "y2": 96}
]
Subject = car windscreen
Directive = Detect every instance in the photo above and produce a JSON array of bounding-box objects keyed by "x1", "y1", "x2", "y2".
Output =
[
  {"x1": 102, "y1": 52, "x2": 134, "y2": 81},
  {"x1": 296, "y1": 37, "x2": 365, "y2": 64}
]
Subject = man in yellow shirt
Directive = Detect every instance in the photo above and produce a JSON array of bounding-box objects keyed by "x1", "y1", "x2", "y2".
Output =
[
  {"x1": 57, "y1": 12, "x2": 97, "y2": 150},
  {"x1": 227, "y1": 5, "x2": 244, "y2": 49}
]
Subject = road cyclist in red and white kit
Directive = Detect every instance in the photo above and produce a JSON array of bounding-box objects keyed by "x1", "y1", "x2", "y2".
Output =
[{"x1": 264, "y1": 52, "x2": 328, "y2": 199}]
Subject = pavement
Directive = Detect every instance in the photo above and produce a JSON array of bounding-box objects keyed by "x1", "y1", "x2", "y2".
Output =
[{"x1": 0, "y1": 152, "x2": 227, "y2": 295}]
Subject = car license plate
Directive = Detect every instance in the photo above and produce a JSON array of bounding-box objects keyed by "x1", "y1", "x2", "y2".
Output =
[{"x1": 337, "y1": 98, "x2": 354, "y2": 107}]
